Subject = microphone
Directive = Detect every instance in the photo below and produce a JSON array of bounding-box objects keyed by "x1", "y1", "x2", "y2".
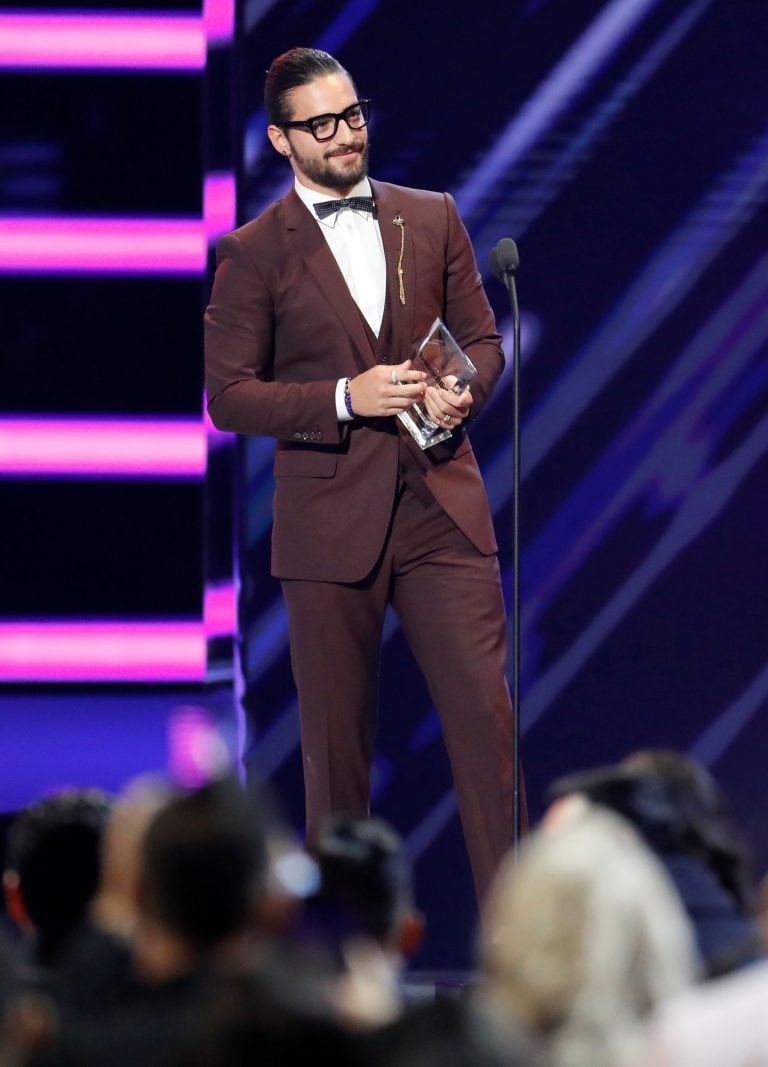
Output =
[
  {"x1": 490, "y1": 237, "x2": 519, "y2": 280},
  {"x1": 488, "y1": 236, "x2": 523, "y2": 850},
  {"x1": 489, "y1": 236, "x2": 520, "y2": 318}
]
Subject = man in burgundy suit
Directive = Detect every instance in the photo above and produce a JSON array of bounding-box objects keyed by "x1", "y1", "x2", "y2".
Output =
[{"x1": 204, "y1": 47, "x2": 522, "y2": 908}]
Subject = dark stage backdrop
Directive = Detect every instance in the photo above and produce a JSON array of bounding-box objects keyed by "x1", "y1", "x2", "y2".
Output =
[
  {"x1": 2, "y1": 0, "x2": 765, "y2": 974},
  {"x1": 231, "y1": 0, "x2": 768, "y2": 968}
]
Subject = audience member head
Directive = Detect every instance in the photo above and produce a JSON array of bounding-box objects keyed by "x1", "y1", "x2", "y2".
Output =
[
  {"x1": 546, "y1": 750, "x2": 763, "y2": 977},
  {"x1": 479, "y1": 805, "x2": 696, "y2": 1067},
  {"x1": 135, "y1": 774, "x2": 270, "y2": 978},
  {"x1": 87, "y1": 772, "x2": 174, "y2": 945},
  {"x1": 307, "y1": 813, "x2": 423, "y2": 955},
  {"x1": 3, "y1": 788, "x2": 113, "y2": 967},
  {"x1": 620, "y1": 748, "x2": 755, "y2": 911},
  {"x1": 548, "y1": 751, "x2": 753, "y2": 902},
  {"x1": 297, "y1": 814, "x2": 424, "y2": 1030}
]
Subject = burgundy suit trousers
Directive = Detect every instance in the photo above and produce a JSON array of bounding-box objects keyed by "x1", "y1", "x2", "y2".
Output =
[{"x1": 281, "y1": 480, "x2": 520, "y2": 907}]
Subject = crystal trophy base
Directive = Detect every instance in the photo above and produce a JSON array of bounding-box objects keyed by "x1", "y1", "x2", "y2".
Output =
[{"x1": 398, "y1": 317, "x2": 477, "y2": 450}]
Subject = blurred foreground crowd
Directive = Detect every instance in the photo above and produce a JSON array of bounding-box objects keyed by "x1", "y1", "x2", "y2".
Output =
[{"x1": 1, "y1": 747, "x2": 767, "y2": 1067}]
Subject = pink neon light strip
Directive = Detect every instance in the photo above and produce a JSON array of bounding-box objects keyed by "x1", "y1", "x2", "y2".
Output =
[
  {"x1": 203, "y1": 0, "x2": 234, "y2": 45},
  {"x1": 204, "y1": 172, "x2": 236, "y2": 241},
  {"x1": 0, "y1": 417, "x2": 206, "y2": 477},
  {"x1": 0, "y1": 12, "x2": 205, "y2": 70},
  {"x1": 204, "y1": 582, "x2": 236, "y2": 638},
  {"x1": 0, "y1": 217, "x2": 206, "y2": 274},
  {"x1": 0, "y1": 170, "x2": 234, "y2": 273},
  {"x1": 0, "y1": 621, "x2": 206, "y2": 681}
]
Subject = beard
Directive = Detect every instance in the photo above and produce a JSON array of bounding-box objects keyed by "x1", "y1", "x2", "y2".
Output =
[{"x1": 290, "y1": 138, "x2": 369, "y2": 192}]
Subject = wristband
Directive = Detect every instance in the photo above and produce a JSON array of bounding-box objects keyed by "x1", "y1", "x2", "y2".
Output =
[{"x1": 343, "y1": 377, "x2": 355, "y2": 418}]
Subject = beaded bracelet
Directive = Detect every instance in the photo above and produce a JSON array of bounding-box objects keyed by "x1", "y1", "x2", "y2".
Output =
[{"x1": 343, "y1": 377, "x2": 355, "y2": 418}]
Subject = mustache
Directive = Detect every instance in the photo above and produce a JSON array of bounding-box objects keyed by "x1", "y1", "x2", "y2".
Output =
[{"x1": 326, "y1": 142, "x2": 366, "y2": 158}]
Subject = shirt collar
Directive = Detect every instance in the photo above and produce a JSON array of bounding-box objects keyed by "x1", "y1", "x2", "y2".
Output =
[{"x1": 294, "y1": 177, "x2": 374, "y2": 228}]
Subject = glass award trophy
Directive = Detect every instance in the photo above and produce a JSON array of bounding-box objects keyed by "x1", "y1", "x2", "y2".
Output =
[{"x1": 397, "y1": 317, "x2": 477, "y2": 450}]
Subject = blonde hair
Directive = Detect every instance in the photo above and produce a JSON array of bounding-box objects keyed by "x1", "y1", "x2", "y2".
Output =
[{"x1": 480, "y1": 805, "x2": 697, "y2": 1067}]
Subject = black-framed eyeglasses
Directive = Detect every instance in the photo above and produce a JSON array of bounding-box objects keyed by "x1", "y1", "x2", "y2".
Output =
[{"x1": 281, "y1": 99, "x2": 371, "y2": 143}]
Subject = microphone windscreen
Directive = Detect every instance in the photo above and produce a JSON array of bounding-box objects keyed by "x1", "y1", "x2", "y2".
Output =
[{"x1": 498, "y1": 237, "x2": 519, "y2": 273}]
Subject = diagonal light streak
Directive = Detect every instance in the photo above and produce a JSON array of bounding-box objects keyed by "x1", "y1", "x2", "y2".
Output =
[
  {"x1": 472, "y1": 0, "x2": 715, "y2": 269},
  {"x1": 688, "y1": 660, "x2": 768, "y2": 769},
  {"x1": 521, "y1": 257, "x2": 768, "y2": 619},
  {"x1": 510, "y1": 256, "x2": 768, "y2": 724},
  {"x1": 483, "y1": 122, "x2": 768, "y2": 509},
  {"x1": 453, "y1": 0, "x2": 666, "y2": 220},
  {"x1": 520, "y1": 407, "x2": 768, "y2": 733}
]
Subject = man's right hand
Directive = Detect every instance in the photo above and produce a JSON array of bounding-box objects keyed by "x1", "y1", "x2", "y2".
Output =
[{"x1": 347, "y1": 360, "x2": 427, "y2": 418}]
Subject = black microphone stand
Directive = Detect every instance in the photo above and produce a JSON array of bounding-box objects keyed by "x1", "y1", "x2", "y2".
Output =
[{"x1": 490, "y1": 241, "x2": 522, "y2": 850}]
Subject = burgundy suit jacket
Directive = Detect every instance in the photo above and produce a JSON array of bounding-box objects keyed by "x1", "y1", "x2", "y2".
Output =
[{"x1": 204, "y1": 179, "x2": 504, "y2": 582}]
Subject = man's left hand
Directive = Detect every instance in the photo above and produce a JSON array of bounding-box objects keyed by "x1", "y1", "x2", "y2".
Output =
[{"x1": 422, "y1": 382, "x2": 473, "y2": 430}]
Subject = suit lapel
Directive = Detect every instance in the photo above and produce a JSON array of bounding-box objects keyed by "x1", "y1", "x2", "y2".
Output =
[
  {"x1": 281, "y1": 182, "x2": 418, "y2": 369},
  {"x1": 282, "y1": 188, "x2": 374, "y2": 370}
]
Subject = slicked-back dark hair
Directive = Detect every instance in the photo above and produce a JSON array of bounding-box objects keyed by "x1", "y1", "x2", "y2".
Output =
[{"x1": 264, "y1": 47, "x2": 352, "y2": 126}]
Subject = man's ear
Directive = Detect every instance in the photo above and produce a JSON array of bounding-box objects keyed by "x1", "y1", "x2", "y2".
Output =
[
  {"x1": 3, "y1": 868, "x2": 31, "y2": 930},
  {"x1": 267, "y1": 124, "x2": 291, "y2": 158}
]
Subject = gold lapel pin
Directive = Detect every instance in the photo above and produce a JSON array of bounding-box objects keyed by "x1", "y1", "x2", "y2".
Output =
[{"x1": 393, "y1": 215, "x2": 406, "y2": 305}]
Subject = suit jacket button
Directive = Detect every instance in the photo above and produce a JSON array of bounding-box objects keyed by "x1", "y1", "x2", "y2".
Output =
[
  {"x1": 398, "y1": 464, "x2": 408, "y2": 476},
  {"x1": 378, "y1": 352, "x2": 389, "y2": 363}
]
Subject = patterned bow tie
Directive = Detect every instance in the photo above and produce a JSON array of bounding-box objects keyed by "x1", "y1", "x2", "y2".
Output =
[{"x1": 314, "y1": 196, "x2": 375, "y2": 220}]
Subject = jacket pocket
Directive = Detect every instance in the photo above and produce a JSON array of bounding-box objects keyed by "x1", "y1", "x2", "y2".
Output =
[{"x1": 273, "y1": 449, "x2": 338, "y2": 478}]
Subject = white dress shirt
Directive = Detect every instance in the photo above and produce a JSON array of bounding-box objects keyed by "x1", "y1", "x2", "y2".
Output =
[{"x1": 293, "y1": 177, "x2": 386, "y2": 421}]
